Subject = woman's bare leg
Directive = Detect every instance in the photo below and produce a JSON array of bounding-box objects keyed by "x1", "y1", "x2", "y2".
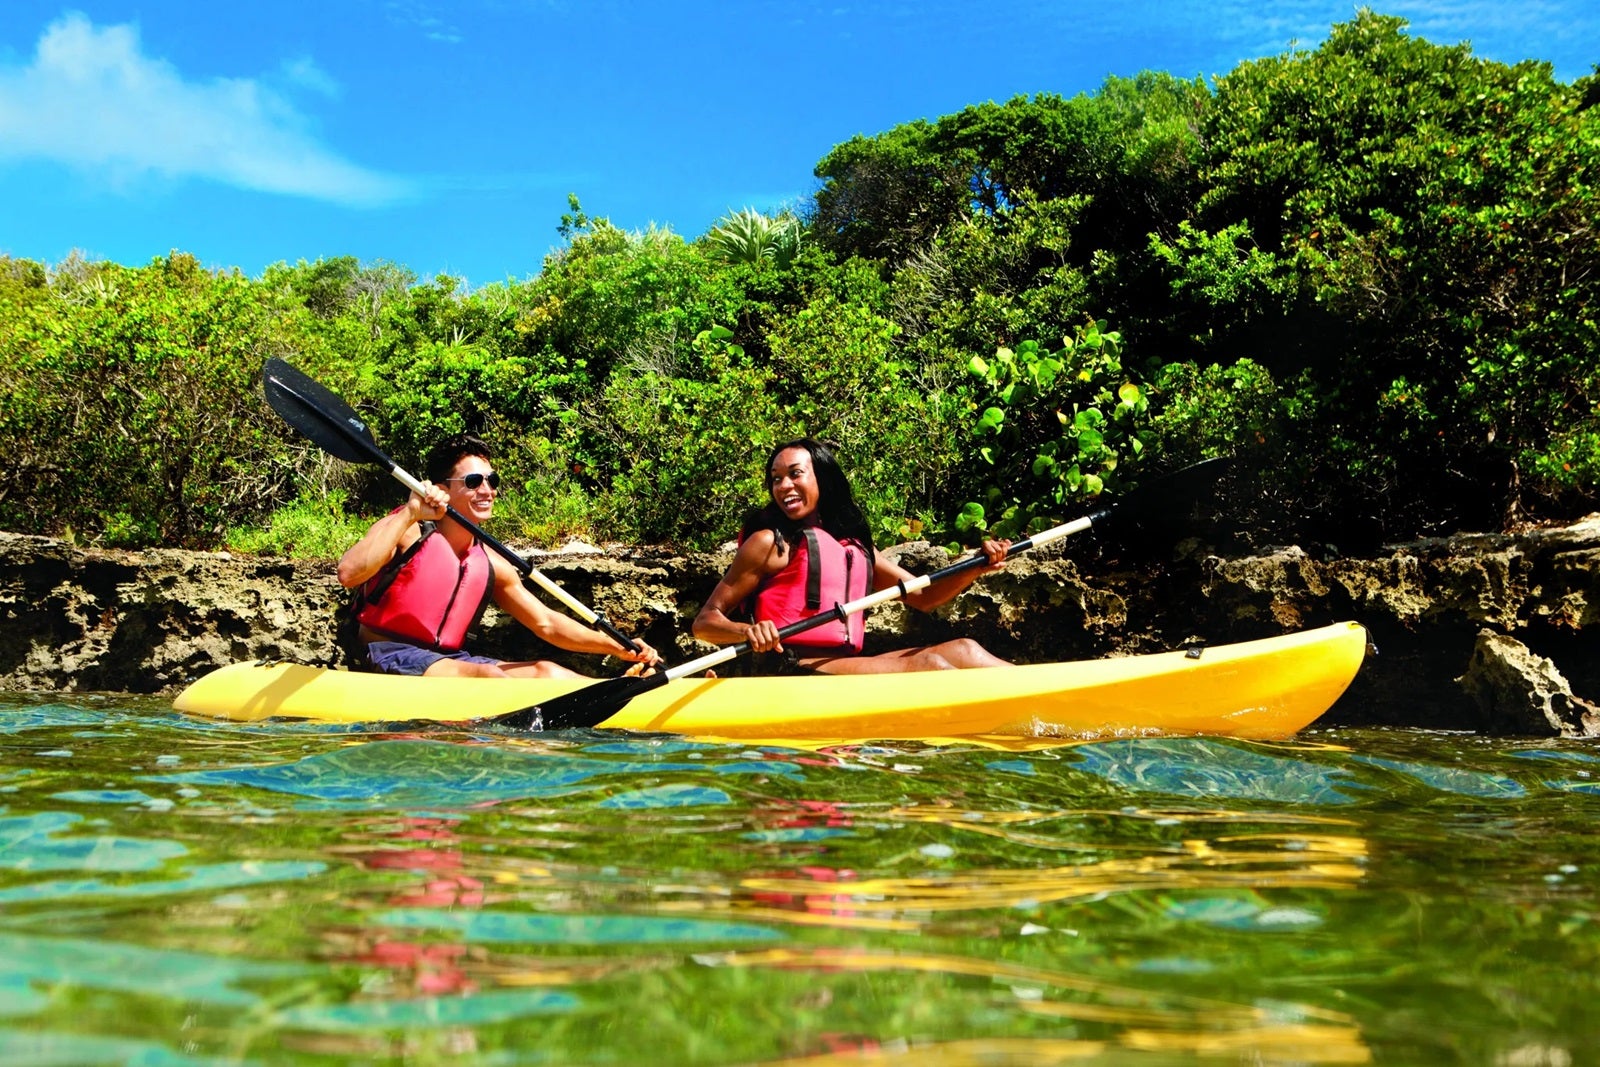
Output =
[{"x1": 806, "y1": 638, "x2": 1010, "y2": 675}]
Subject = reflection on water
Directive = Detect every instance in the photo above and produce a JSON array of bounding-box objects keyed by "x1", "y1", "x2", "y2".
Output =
[
  {"x1": 0, "y1": 698, "x2": 1596, "y2": 1064},
  {"x1": 733, "y1": 815, "x2": 1365, "y2": 919},
  {"x1": 701, "y1": 946, "x2": 1369, "y2": 1063},
  {"x1": 1064, "y1": 738, "x2": 1371, "y2": 805}
]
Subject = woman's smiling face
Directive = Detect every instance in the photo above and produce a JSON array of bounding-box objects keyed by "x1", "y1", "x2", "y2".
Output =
[{"x1": 768, "y1": 446, "x2": 820, "y2": 522}]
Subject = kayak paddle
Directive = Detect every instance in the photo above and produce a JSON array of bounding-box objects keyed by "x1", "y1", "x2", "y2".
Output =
[
  {"x1": 483, "y1": 456, "x2": 1231, "y2": 731},
  {"x1": 261, "y1": 357, "x2": 646, "y2": 656}
]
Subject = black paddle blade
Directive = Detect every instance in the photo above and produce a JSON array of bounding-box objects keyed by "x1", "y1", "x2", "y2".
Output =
[
  {"x1": 483, "y1": 672, "x2": 668, "y2": 731},
  {"x1": 262, "y1": 358, "x2": 383, "y2": 465},
  {"x1": 1109, "y1": 456, "x2": 1232, "y2": 526}
]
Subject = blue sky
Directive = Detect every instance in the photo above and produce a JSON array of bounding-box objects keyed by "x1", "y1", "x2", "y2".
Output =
[{"x1": 1, "y1": 1, "x2": 1595, "y2": 288}]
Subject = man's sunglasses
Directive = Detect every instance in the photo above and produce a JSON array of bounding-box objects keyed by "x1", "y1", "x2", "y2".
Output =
[{"x1": 446, "y1": 472, "x2": 500, "y2": 491}]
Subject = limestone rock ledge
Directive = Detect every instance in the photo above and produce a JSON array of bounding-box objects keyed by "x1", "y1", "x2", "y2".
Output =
[
  {"x1": 1, "y1": 516, "x2": 1596, "y2": 735},
  {"x1": 1457, "y1": 631, "x2": 1600, "y2": 737}
]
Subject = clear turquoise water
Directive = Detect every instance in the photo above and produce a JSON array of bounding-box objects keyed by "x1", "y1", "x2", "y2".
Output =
[{"x1": 1, "y1": 694, "x2": 1597, "y2": 1065}]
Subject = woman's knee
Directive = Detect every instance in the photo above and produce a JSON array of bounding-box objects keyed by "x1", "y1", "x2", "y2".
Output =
[
  {"x1": 937, "y1": 638, "x2": 996, "y2": 669},
  {"x1": 908, "y1": 648, "x2": 958, "y2": 671}
]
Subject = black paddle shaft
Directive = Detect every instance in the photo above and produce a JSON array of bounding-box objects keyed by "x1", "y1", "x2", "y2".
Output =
[{"x1": 261, "y1": 359, "x2": 645, "y2": 655}]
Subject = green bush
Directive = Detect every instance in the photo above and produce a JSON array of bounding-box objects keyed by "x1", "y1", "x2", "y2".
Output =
[
  {"x1": 0, "y1": 253, "x2": 312, "y2": 547},
  {"x1": 481, "y1": 426, "x2": 598, "y2": 547},
  {"x1": 587, "y1": 327, "x2": 784, "y2": 548},
  {"x1": 956, "y1": 320, "x2": 1154, "y2": 540},
  {"x1": 764, "y1": 292, "x2": 963, "y2": 542},
  {"x1": 226, "y1": 489, "x2": 373, "y2": 559},
  {"x1": 1150, "y1": 357, "x2": 1280, "y2": 461},
  {"x1": 1161, "y1": 10, "x2": 1600, "y2": 532}
]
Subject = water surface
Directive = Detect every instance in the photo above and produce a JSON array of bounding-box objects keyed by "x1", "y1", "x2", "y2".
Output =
[{"x1": 1, "y1": 695, "x2": 1596, "y2": 1064}]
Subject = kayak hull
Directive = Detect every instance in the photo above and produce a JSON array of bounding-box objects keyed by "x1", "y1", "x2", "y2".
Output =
[{"x1": 172, "y1": 622, "x2": 1368, "y2": 743}]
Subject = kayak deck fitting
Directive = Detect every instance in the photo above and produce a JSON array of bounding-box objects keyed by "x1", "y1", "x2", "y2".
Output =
[{"x1": 172, "y1": 622, "x2": 1368, "y2": 744}]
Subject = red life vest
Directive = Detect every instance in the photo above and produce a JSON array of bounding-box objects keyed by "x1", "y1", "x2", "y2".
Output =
[
  {"x1": 355, "y1": 521, "x2": 494, "y2": 652},
  {"x1": 753, "y1": 527, "x2": 871, "y2": 652}
]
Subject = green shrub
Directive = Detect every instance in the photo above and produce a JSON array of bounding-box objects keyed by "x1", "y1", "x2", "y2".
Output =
[
  {"x1": 1149, "y1": 357, "x2": 1280, "y2": 461},
  {"x1": 587, "y1": 327, "x2": 783, "y2": 548},
  {"x1": 0, "y1": 253, "x2": 313, "y2": 547},
  {"x1": 956, "y1": 320, "x2": 1154, "y2": 540},
  {"x1": 482, "y1": 427, "x2": 599, "y2": 547},
  {"x1": 226, "y1": 489, "x2": 373, "y2": 559},
  {"x1": 765, "y1": 293, "x2": 962, "y2": 543}
]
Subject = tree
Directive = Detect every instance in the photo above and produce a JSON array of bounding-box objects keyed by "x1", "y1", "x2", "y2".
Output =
[
  {"x1": 1153, "y1": 10, "x2": 1600, "y2": 534},
  {"x1": 707, "y1": 209, "x2": 804, "y2": 269}
]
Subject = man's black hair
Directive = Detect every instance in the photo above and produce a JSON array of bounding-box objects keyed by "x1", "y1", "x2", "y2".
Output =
[{"x1": 424, "y1": 433, "x2": 491, "y2": 484}]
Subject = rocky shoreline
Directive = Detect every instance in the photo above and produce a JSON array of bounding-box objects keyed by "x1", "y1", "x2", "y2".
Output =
[{"x1": 1, "y1": 517, "x2": 1596, "y2": 736}]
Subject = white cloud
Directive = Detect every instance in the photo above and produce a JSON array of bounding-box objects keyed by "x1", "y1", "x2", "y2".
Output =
[
  {"x1": 278, "y1": 56, "x2": 341, "y2": 99},
  {"x1": 0, "y1": 13, "x2": 411, "y2": 206},
  {"x1": 384, "y1": 1, "x2": 465, "y2": 44}
]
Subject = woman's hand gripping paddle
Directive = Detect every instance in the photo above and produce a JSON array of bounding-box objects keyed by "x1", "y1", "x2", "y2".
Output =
[
  {"x1": 261, "y1": 357, "x2": 646, "y2": 656},
  {"x1": 484, "y1": 457, "x2": 1231, "y2": 731}
]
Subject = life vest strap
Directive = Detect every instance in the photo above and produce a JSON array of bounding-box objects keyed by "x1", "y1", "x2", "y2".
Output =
[
  {"x1": 355, "y1": 521, "x2": 436, "y2": 610},
  {"x1": 803, "y1": 528, "x2": 822, "y2": 610}
]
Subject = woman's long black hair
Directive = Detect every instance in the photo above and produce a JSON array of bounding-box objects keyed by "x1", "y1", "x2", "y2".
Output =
[{"x1": 740, "y1": 438, "x2": 875, "y2": 568}]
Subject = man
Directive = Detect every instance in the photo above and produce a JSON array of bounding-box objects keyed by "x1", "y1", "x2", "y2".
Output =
[{"x1": 337, "y1": 433, "x2": 658, "y2": 677}]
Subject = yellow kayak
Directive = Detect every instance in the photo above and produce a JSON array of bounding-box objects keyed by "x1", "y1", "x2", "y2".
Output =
[{"x1": 172, "y1": 622, "x2": 1367, "y2": 744}]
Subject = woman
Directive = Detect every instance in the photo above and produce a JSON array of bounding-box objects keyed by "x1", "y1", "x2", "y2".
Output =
[{"x1": 693, "y1": 439, "x2": 1012, "y2": 674}]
